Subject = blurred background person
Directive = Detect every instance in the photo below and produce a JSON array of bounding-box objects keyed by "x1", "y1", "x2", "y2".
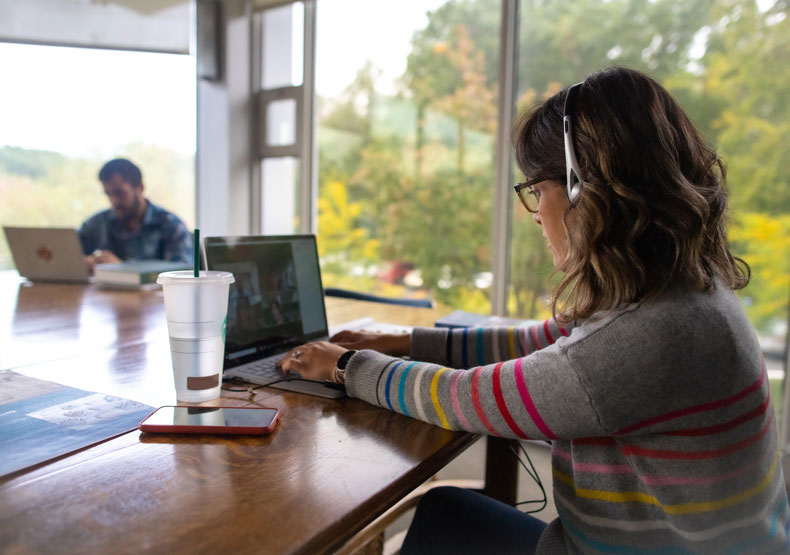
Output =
[{"x1": 79, "y1": 158, "x2": 192, "y2": 272}]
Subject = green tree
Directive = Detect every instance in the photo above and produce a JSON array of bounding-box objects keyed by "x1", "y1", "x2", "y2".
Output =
[
  {"x1": 319, "y1": 8, "x2": 499, "y2": 310},
  {"x1": 404, "y1": 0, "x2": 500, "y2": 177},
  {"x1": 518, "y1": 0, "x2": 713, "y2": 90},
  {"x1": 317, "y1": 0, "x2": 790, "y2": 330},
  {"x1": 317, "y1": 180, "x2": 380, "y2": 275},
  {"x1": 699, "y1": 0, "x2": 790, "y2": 332},
  {"x1": 320, "y1": 62, "x2": 380, "y2": 141},
  {"x1": 430, "y1": 24, "x2": 497, "y2": 175},
  {"x1": 730, "y1": 213, "x2": 790, "y2": 330},
  {"x1": 399, "y1": 0, "x2": 718, "y2": 317},
  {"x1": 702, "y1": 0, "x2": 790, "y2": 213}
]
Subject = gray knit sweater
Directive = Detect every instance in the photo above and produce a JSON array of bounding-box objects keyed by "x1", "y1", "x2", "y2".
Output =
[{"x1": 344, "y1": 281, "x2": 788, "y2": 553}]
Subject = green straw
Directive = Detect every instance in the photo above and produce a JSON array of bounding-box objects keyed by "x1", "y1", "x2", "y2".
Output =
[{"x1": 193, "y1": 228, "x2": 200, "y2": 278}]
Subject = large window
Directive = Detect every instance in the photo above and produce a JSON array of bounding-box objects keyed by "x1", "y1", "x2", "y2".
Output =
[
  {"x1": 0, "y1": 43, "x2": 196, "y2": 269},
  {"x1": 312, "y1": 0, "x2": 789, "y2": 428},
  {"x1": 315, "y1": 0, "x2": 501, "y2": 311}
]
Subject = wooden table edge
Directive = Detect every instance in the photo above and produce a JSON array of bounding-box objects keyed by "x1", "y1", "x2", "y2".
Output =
[{"x1": 299, "y1": 431, "x2": 481, "y2": 555}]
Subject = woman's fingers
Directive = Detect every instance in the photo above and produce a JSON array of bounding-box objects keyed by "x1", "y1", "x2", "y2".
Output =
[
  {"x1": 275, "y1": 348, "x2": 306, "y2": 374},
  {"x1": 274, "y1": 342, "x2": 344, "y2": 382}
]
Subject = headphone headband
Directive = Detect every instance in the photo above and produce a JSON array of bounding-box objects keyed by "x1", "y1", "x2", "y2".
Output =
[{"x1": 563, "y1": 82, "x2": 584, "y2": 203}]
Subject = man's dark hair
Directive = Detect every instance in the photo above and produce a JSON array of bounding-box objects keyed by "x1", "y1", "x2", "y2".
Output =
[{"x1": 98, "y1": 158, "x2": 142, "y2": 187}]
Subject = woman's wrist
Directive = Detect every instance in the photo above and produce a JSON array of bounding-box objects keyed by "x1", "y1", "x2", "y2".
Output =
[
  {"x1": 388, "y1": 333, "x2": 411, "y2": 357},
  {"x1": 332, "y1": 350, "x2": 357, "y2": 383}
]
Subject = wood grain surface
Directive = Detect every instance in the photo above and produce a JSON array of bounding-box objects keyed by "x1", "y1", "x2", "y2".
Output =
[{"x1": 0, "y1": 272, "x2": 481, "y2": 554}]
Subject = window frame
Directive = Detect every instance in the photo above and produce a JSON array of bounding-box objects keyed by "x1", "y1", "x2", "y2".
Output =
[{"x1": 252, "y1": 0, "x2": 317, "y2": 236}]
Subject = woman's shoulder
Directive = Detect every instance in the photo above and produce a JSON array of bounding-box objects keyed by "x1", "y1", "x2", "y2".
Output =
[
  {"x1": 572, "y1": 279, "x2": 746, "y2": 337},
  {"x1": 563, "y1": 280, "x2": 759, "y2": 383},
  {"x1": 556, "y1": 280, "x2": 764, "y2": 435}
]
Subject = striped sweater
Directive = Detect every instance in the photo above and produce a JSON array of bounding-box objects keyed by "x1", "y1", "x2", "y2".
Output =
[{"x1": 344, "y1": 281, "x2": 789, "y2": 553}]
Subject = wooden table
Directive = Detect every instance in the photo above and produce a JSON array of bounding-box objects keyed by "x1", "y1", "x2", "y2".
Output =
[{"x1": 0, "y1": 273, "x2": 514, "y2": 554}]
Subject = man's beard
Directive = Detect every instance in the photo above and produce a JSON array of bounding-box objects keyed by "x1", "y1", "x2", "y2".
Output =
[{"x1": 116, "y1": 195, "x2": 141, "y2": 223}]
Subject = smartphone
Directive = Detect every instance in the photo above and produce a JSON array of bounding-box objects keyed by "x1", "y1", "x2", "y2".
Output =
[{"x1": 139, "y1": 406, "x2": 280, "y2": 435}]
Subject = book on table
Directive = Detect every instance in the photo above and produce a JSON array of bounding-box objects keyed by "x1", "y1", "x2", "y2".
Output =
[{"x1": 94, "y1": 260, "x2": 191, "y2": 287}]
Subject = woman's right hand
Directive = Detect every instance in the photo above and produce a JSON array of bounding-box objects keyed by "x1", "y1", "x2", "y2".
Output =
[{"x1": 329, "y1": 330, "x2": 411, "y2": 357}]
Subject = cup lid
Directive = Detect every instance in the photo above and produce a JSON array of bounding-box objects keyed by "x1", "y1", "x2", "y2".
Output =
[{"x1": 156, "y1": 270, "x2": 235, "y2": 285}]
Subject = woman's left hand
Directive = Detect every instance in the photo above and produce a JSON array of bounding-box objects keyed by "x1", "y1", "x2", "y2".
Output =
[{"x1": 276, "y1": 341, "x2": 348, "y2": 382}]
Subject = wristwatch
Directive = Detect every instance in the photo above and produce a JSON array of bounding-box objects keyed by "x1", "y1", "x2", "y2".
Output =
[{"x1": 333, "y1": 350, "x2": 357, "y2": 384}]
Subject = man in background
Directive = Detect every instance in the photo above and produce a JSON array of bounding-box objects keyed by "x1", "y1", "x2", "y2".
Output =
[{"x1": 79, "y1": 158, "x2": 193, "y2": 272}]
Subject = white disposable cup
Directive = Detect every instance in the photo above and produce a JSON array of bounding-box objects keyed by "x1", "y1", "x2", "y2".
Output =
[{"x1": 157, "y1": 270, "x2": 235, "y2": 402}]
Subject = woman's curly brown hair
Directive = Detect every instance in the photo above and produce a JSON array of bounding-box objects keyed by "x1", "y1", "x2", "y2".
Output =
[{"x1": 512, "y1": 67, "x2": 749, "y2": 322}]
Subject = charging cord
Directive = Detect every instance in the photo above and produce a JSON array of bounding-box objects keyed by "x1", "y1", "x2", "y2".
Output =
[
  {"x1": 222, "y1": 377, "x2": 312, "y2": 403},
  {"x1": 510, "y1": 442, "x2": 548, "y2": 514}
]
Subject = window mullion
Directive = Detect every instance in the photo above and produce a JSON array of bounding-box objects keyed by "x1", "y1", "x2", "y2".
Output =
[
  {"x1": 491, "y1": 0, "x2": 519, "y2": 316},
  {"x1": 300, "y1": 0, "x2": 317, "y2": 234}
]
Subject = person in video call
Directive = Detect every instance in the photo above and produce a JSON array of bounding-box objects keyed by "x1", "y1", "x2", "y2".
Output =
[
  {"x1": 278, "y1": 67, "x2": 788, "y2": 554},
  {"x1": 79, "y1": 158, "x2": 193, "y2": 272}
]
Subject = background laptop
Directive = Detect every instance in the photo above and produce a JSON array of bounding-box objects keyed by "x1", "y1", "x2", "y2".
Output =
[
  {"x1": 3, "y1": 226, "x2": 90, "y2": 283},
  {"x1": 204, "y1": 234, "x2": 346, "y2": 399}
]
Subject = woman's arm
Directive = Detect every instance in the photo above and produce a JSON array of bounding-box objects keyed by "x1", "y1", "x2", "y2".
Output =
[
  {"x1": 344, "y1": 343, "x2": 604, "y2": 441},
  {"x1": 411, "y1": 318, "x2": 574, "y2": 367},
  {"x1": 330, "y1": 330, "x2": 410, "y2": 356},
  {"x1": 283, "y1": 320, "x2": 585, "y2": 440},
  {"x1": 330, "y1": 319, "x2": 573, "y2": 366}
]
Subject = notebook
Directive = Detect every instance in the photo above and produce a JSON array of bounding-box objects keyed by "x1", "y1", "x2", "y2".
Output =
[
  {"x1": 204, "y1": 234, "x2": 408, "y2": 399},
  {"x1": 3, "y1": 226, "x2": 90, "y2": 283}
]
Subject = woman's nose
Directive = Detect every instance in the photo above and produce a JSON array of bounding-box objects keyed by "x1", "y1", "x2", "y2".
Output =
[{"x1": 532, "y1": 211, "x2": 542, "y2": 225}]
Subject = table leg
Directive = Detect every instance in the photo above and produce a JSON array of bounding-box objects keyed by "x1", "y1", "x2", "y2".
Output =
[{"x1": 482, "y1": 436, "x2": 520, "y2": 504}]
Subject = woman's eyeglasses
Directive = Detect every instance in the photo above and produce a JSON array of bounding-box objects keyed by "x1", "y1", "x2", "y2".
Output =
[{"x1": 513, "y1": 182, "x2": 540, "y2": 213}]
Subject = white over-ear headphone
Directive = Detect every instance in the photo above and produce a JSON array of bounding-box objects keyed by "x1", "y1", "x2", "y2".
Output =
[{"x1": 563, "y1": 82, "x2": 584, "y2": 203}]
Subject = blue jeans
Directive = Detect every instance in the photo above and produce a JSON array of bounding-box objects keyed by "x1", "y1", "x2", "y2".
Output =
[{"x1": 400, "y1": 486, "x2": 547, "y2": 555}]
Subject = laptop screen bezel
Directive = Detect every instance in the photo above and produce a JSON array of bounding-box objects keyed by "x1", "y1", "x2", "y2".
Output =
[{"x1": 203, "y1": 234, "x2": 329, "y2": 370}]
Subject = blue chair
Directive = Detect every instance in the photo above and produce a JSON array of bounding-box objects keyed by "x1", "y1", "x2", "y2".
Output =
[{"x1": 324, "y1": 287, "x2": 433, "y2": 309}]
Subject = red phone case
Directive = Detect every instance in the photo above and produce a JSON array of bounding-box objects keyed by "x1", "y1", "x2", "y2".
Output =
[{"x1": 139, "y1": 406, "x2": 280, "y2": 435}]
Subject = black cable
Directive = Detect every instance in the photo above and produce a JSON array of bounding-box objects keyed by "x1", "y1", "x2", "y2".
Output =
[
  {"x1": 221, "y1": 385, "x2": 263, "y2": 392},
  {"x1": 511, "y1": 442, "x2": 548, "y2": 514},
  {"x1": 220, "y1": 377, "x2": 301, "y2": 392}
]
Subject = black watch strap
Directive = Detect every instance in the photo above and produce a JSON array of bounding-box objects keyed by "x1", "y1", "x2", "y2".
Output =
[{"x1": 336, "y1": 350, "x2": 357, "y2": 370}]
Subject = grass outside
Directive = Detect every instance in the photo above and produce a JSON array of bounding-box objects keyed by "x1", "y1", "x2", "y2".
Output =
[{"x1": 770, "y1": 377, "x2": 784, "y2": 425}]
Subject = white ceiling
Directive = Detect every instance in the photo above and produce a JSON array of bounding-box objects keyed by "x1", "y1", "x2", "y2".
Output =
[{"x1": 0, "y1": 0, "x2": 191, "y2": 53}]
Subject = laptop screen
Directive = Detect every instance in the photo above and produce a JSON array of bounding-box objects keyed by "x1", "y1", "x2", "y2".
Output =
[{"x1": 204, "y1": 235, "x2": 328, "y2": 369}]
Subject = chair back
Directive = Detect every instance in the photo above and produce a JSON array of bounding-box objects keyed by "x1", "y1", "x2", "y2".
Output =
[{"x1": 324, "y1": 287, "x2": 433, "y2": 309}]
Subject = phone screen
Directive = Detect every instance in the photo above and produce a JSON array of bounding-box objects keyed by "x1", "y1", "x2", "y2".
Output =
[{"x1": 144, "y1": 406, "x2": 279, "y2": 428}]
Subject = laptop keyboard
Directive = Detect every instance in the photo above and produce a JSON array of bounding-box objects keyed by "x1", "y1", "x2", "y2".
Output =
[{"x1": 235, "y1": 357, "x2": 283, "y2": 384}]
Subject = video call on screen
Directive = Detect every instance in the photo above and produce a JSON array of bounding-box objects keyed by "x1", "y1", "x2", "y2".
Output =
[{"x1": 207, "y1": 238, "x2": 327, "y2": 362}]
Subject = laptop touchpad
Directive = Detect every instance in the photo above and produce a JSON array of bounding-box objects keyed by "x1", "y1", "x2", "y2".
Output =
[{"x1": 268, "y1": 380, "x2": 345, "y2": 399}]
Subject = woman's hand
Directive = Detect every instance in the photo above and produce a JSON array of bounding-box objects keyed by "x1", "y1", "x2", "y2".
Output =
[
  {"x1": 276, "y1": 341, "x2": 348, "y2": 382},
  {"x1": 329, "y1": 330, "x2": 410, "y2": 357}
]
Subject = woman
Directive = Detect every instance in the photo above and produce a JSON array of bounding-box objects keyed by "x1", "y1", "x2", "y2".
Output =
[{"x1": 278, "y1": 67, "x2": 788, "y2": 553}]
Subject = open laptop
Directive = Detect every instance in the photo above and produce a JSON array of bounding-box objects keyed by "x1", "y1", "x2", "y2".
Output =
[
  {"x1": 205, "y1": 234, "x2": 388, "y2": 399},
  {"x1": 3, "y1": 226, "x2": 90, "y2": 283}
]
